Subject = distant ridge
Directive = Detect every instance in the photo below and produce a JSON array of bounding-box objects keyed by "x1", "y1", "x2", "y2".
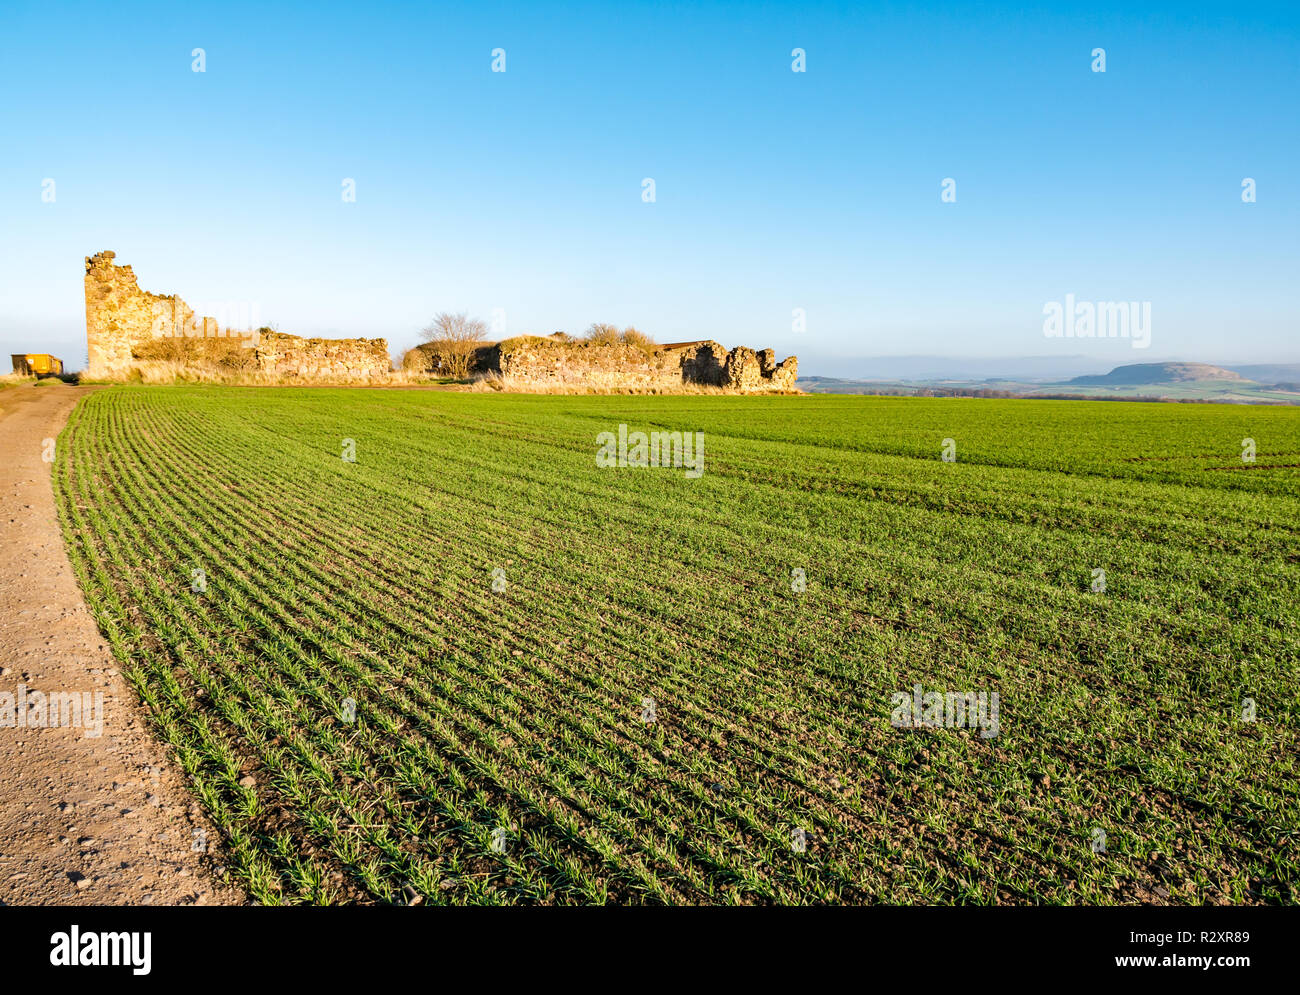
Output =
[
  {"x1": 797, "y1": 359, "x2": 1300, "y2": 404},
  {"x1": 1232, "y1": 363, "x2": 1300, "y2": 383},
  {"x1": 1069, "y1": 362, "x2": 1246, "y2": 386}
]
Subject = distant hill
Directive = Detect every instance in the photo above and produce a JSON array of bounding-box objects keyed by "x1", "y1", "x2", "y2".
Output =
[
  {"x1": 1231, "y1": 364, "x2": 1300, "y2": 383},
  {"x1": 797, "y1": 360, "x2": 1300, "y2": 404},
  {"x1": 1069, "y1": 362, "x2": 1247, "y2": 386}
]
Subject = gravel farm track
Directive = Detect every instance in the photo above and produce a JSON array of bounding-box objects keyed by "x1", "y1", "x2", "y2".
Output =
[{"x1": 0, "y1": 381, "x2": 240, "y2": 905}]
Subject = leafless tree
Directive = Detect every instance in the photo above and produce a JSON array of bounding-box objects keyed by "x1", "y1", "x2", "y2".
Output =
[{"x1": 421, "y1": 311, "x2": 487, "y2": 379}]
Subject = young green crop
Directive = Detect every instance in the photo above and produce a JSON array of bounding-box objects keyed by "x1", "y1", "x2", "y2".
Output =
[{"x1": 53, "y1": 386, "x2": 1300, "y2": 904}]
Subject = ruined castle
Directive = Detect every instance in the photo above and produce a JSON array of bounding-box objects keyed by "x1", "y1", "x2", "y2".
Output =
[{"x1": 84, "y1": 251, "x2": 797, "y2": 391}]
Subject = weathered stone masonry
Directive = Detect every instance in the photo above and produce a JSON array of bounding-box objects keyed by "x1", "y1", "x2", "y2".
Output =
[
  {"x1": 84, "y1": 251, "x2": 390, "y2": 380},
  {"x1": 445, "y1": 336, "x2": 798, "y2": 392},
  {"x1": 85, "y1": 251, "x2": 208, "y2": 378},
  {"x1": 255, "y1": 332, "x2": 391, "y2": 380}
]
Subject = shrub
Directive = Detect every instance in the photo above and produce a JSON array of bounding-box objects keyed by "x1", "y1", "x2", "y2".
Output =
[
  {"x1": 402, "y1": 343, "x2": 435, "y2": 372},
  {"x1": 583, "y1": 323, "x2": 621, "y2": 346},
  {"x1": 133, "y1": 336, "x2": 256, "y2": 370},
  {"x1": 621, "y1": 326, "x2": 656, "y2": 353}
]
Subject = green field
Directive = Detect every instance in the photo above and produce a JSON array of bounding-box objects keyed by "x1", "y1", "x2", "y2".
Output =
[{"x1": 54, "y1": 386, "x2": 1300, "y2": 904}]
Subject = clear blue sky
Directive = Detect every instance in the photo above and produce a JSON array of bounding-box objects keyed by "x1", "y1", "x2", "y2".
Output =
[{"x1": 1, "y1": 0, "x2": 1296, "y2": 373}]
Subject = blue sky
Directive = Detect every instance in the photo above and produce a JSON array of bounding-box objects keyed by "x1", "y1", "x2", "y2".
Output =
[{"x1": 1, "y1": 0, "x2": 1296, "y2": 373}]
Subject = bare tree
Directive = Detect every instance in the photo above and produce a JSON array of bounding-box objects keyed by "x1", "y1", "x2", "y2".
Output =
[{"x1": 421, "y1": 311, "x2": 487, "y2": 379}]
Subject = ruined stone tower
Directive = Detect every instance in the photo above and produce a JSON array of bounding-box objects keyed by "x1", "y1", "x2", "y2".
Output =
[
  {"x1": 84, "y1": 250, "x2": 210, "y2": 378},
  {"x1": 83, "y1": 251, "x2": 391, "y2": 382}
]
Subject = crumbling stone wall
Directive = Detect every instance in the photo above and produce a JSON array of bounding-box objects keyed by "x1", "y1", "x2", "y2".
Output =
[
  {"x1": 255, "y1": 332, "x2": 391, "y2": 380},
  {"x1": 676, "y1": 341, "x2": 729, "y2": 385},
  {"x1": 491, "y1": 337, "x2": 685, "y2": 390},
  {"x1": 469, "y1": 336, "x2": 798, "y2": 392},
  {"x1": 721, "y1": 346, "x2": 798, "y2": 391},
  {"x1": 85, "y1": 250, "x2": 254, "y2": 378},
  {"x1": 85, "y1": 251, "x2": 216, "y2": 377},
  {"x1": 84, "y1": 250, "x2": 390, "y2": 382}
]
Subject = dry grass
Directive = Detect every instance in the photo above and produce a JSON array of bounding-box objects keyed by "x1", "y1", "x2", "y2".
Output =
[
  {"x1": 129, "y1": 335, "x2": 259, "y2": 383},
  {"x1": 126, "y1": 361, "x2": 389, "y2": 387},
  {"x1": 133, "y1": 335, "x2": 258, "y2": 367}
]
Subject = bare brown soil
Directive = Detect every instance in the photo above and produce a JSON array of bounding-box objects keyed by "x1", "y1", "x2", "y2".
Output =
[{"x1": 0, "y1": 382, "x2": 243, "y2": 905}]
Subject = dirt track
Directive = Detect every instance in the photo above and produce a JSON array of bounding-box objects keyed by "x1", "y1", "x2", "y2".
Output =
[{"x1": 0, "y1": 382, "x2": 241, "y2": 905}]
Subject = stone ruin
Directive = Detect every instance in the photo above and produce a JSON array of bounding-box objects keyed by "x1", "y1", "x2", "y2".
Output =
[
  {"x1": 676, "y1": 341, "x2": 800, "y2": 392},
  {"x1": 84, "y1": 251, "x2": 390, "y2": 381},
  {"x1": 254, "y1": 332, "x2": 391, "y2": 380},
  {"x1": 406, "y1": 335, "x2": 798, "y2": 393},
  {"x1": 84, "y1": 251, "x2": 798, "y2": 391}
]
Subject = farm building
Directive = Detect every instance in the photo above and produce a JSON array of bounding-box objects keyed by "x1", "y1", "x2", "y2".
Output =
[{"x1": 11, "y1": 353, "x2": 63, "y2": 376}]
